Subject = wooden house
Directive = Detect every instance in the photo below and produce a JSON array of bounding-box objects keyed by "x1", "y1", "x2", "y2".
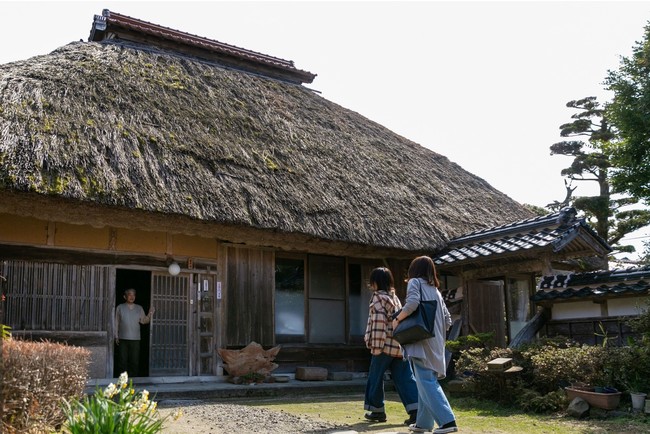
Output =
[
  {"x1": 532, "y1": 266, "x2": 650, "y2": 346},
  {"x1": 0, "y1": 10, "x2": 533, "y2": 380},
  {"x1": 432, "y1": 207, "x2": 612, "y2": 347}
]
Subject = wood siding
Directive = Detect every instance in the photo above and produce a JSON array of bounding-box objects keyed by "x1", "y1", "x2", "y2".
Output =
[
  {"x1": 466, "y1": 280, "x2": 507, "y2": 347},
  {"x1": 3, "y1": 261, "x2": 112, "y2": 332},
  {"x1": 2, "y1": 260, "x2": 114, "y2": 378},
  {"x1": 224, "y1": 246, "x2": 275, "y2": 346}
]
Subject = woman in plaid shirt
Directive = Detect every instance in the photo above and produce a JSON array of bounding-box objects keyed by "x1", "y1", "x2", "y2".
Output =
[{"x1": 363, "y1": 267, "x2": 418, "y2": 425}]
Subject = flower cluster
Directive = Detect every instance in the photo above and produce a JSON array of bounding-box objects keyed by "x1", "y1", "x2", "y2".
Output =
[{"x1": 62, "y1": 372, "x2": 180, "y2": 434}]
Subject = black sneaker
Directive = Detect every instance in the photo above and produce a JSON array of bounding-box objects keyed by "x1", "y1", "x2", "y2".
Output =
[
  {"x1": 404, "y1": 410, "x2": 417, "y2": 425},
  {"x1": 364, "y1": 411, "x2": 387, "y2": 422},
  {"x1": 433, "y1": 420, "x2": 458, "y2": 433}
]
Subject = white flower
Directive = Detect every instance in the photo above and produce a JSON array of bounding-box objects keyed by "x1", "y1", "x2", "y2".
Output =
[
  {"x1": 104, "y1": 383, "x2": 117, "y2": 398},
  {"x1": 118, "y1": 372, "x2": 129, "y2": 388}
]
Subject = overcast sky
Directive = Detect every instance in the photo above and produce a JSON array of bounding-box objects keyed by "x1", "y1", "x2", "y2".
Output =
[{"x1": 2, "y1": 1, "x2": 650, "y2": 257}]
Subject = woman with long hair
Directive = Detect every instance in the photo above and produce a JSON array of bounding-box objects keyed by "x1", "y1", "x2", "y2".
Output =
[{"x1": 392, "y1": 256, "x2": 457, "y2": 434}]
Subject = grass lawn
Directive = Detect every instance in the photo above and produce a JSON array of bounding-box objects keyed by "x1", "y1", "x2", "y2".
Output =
[{"x1": 242, "y1": 392, "x2": 650, "y2": 433}]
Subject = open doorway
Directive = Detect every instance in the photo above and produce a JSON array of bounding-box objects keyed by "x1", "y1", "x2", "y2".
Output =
[{"x1": 114, "y1": 269, "x2": 152, "y2": 378}]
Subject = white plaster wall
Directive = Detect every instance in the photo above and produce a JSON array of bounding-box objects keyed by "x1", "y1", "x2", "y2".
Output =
[
  {"x1": 608, "y1": 297, "x2": 649, "y2": 316},
  {"x1": 551, "y1": 301, "x2": 601, "y2": 320}
]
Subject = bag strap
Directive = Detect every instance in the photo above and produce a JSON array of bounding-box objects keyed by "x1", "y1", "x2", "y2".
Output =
[{"x1": 416, "y1": 278, "x2": 424, "y2": 301}]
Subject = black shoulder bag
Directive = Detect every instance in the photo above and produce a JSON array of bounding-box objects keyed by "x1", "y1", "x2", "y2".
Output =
[{"x1": 392, "y1": 279, "x2": 438, "y2": 345}]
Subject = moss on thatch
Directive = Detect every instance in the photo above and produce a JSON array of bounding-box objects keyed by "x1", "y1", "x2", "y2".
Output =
[{"x1": 0, "y1": 40, "x2": 533, "y2": 252}]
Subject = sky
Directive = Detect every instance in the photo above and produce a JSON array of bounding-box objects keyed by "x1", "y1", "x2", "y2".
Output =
[{"x1": 2, "y1": 0, "x2": 650, "y2": 258}]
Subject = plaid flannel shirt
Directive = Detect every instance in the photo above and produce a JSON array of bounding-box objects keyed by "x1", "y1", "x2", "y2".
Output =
[{"x1": 364, "y1": 290, "x2": 403, "y2": 358}]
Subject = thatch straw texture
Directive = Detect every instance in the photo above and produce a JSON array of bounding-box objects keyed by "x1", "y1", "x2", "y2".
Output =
[{"x1": 0, "y1": 41, "x2": 532, "y2": 252}]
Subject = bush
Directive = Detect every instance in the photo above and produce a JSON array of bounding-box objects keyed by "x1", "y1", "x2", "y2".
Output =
[
  {"x1": 523, "y1": 342, "x2": 607, "y2": 394},
  {"x1": 1, "y1": 338, "x2": 89, "y2": 433},
  {"x1": 454, "y1": 325, "x2": 650, "y2": 413},
  {"x1": 454, "y1": 346, "x2": 524, "y2": 402},
  {"x1": 516, "y1": 389, "x2": 568, "y2": 413},
  {"x1": 602, "y1": 342, "x2": 650, "y2": 392},
  {"x1": 446, "y1": 332, "x2": 495, "y2": 353}
]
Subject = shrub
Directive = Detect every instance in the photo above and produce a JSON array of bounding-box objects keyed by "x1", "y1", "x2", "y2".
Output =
[
  {"x1": 454, "y1": 346, "x2": 524, "y2": 402},
  {"x1": 1, "y1": 338, "x2": 90, "y2": 433},
  {"x1": 62, "y1": 372, "x2": 180, "y2": 434},
  {"x1": 516, "y1": 389, "x2": 568, "y2": 413},
  {"x1": 602, "y1": 342, "x2": 650, "y2": 392},
  {"x1": 523, "y1": 342, "x2": 607, "y2": 394},
  {"x1": 446, "y1": 332, "x2": 495, "y2": 353},
  {"x1": 626, "y1": 298, "x2": 650, "y2": 341}
]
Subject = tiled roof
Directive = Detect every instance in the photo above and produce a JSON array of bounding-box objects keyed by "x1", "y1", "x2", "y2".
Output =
[
  {"x1": 89, "y1": 9, "x2": 316, "y2": 84},
  {"x1": 433, "y1": 207, "x2": 611, "y2": 267},
  {"x1": 532, "y1": 265, "x2": 650, "y2": 301}
]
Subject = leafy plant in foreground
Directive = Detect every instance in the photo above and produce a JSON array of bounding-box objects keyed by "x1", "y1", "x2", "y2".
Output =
[{"x1": 62, "y1": 372, "x2": 181, "y2": 434}]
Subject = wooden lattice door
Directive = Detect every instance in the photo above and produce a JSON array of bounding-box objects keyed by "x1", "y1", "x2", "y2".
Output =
[{"x1": 149, "y1": 273, "x2": 190, "y2": 376}]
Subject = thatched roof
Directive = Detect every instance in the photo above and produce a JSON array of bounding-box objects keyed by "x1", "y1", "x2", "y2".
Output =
[{"x1": 0, "y1": 38, "x2": 533, "y2": 256}]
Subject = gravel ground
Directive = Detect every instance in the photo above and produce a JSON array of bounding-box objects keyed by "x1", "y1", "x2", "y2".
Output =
[{"x1": 157, "y1": 399, "x2": 348, "y2": 434}]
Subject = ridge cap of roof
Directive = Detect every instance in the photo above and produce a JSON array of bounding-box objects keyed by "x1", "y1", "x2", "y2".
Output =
[
  {"x1": 447, "y1": 207, "x2": 577, "y2": 246},
  {"x1": 89, "y1": 9, "x2": 316, "y2": 83}
]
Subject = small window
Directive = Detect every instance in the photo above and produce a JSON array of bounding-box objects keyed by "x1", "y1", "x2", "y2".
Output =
[
  {"x1": 274, "y1": 257, "x2": 306, "y2": 342},
  {"x1": 507, "y1": 276, "x2": 532, "y2": 340},
  {"x1": 308, "y1": 255, "x2": 345, "y2": 343},
  {"x1": 348, "y1": 264, "x2": 365, "y2": 341}
]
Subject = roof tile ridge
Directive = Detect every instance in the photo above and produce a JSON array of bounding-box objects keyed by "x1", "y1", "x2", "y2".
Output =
[{"x1": 100, "y1": 9, "x2": 314, "y2": 77}]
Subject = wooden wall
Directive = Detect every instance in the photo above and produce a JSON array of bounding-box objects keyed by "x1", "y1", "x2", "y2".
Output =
[
  {"x1": 3, "y1": 261, "x2": 114, "y2": 378},
  {"x1": 0, "y1": 212, "x2": 222, "y2": 379},
  {"x1": 222, "y1": 245, "x2": 275, "y2": 347},
  {"x1": 0, "y1": 213, "x2": 219, "y2": 263}
]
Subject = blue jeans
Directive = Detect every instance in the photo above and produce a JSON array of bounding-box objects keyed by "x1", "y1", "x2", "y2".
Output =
[
  {"x1": 410, "y1": 357, "x2": 456, "y2": 429},
  {"x1": 364, "y1": 352, "x2": 418, "y2": 413}
]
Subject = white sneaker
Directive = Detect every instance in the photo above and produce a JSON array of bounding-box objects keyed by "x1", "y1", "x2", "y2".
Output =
[{"x1": 408, "y1": 423, "x2": 428, "y2": 433}]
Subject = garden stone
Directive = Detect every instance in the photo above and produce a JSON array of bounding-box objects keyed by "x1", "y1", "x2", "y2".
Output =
[{"x1": 567, "y1": 397, "x2": 590, "y2": 419}]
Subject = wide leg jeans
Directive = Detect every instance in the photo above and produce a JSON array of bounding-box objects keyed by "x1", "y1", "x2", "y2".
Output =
[{"x1": 364, "y1": 352, "x2": 418, "y2": 413}]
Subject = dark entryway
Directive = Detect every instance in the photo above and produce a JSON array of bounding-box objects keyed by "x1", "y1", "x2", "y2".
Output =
[{"x1": 114, "y1": 268, "x2": 152, "y2": 377}]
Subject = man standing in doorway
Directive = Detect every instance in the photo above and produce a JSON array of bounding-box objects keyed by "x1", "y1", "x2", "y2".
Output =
[{"x1": 115, "y1": 288, "x2": 155, "y2": 377}]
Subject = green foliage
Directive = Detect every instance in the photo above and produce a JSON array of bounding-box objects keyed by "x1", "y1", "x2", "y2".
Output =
[
  {"x1": 1, "y1": 324, "x2": 10, "y2": 339},
  {"x1": 516, "y1": 389, "x2": 568, "y2": 413},
  {"x1": 548, "y1": 96, "x2": 650, "y2": 254},
  {"x1": 642, "y1": 240, "x2": 650, "y2": 264},
  {"x1": 601, "y1": 345, "x2": 650, "y2": 393},
  {"x1": 238, "y1": 372, "x2": 267, "y2": 384},
  {"x1": 454, "y1": 346, "x2": 523, "y2": 403},
  {"x1": 595, "y1": 322, "x2": 614, "y2": 347},
  {"x1": 454, "y1": 332, "x2": 650, "y2": 412},
  {"x1": 62, "y1": 372, "x2": 180, "y2": 434},
  {"x1": 605, "y1": 22, "x2": 650, "y2": 201},
  {"x1": 455, "y1": 339, "x2": 618, "y2": 407},
  {"x1": 600, "y1": 310, "x2": 650, "y2": 392},
  {"x1": 523, "y1": 342, "x2": 607, "y2": 394},
  {"x1": 625, "y1": 298, "x2": 650, "y2": 339},
  {"x1": 446, "y1": 332, "x2": 494, "y2": 353}
]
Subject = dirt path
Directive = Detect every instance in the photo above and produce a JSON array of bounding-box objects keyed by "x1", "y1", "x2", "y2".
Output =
[{"x1": 158, "y1": 400, "x2": 348, "y2": 434}]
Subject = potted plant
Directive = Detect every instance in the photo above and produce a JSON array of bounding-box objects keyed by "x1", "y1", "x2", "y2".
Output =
[
  {"x1": 624, "y1": 372, "x2": 647, "y2": 411},
  {"x1": 620, "y1": 347, "x2": 649, "y2": 411}
]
